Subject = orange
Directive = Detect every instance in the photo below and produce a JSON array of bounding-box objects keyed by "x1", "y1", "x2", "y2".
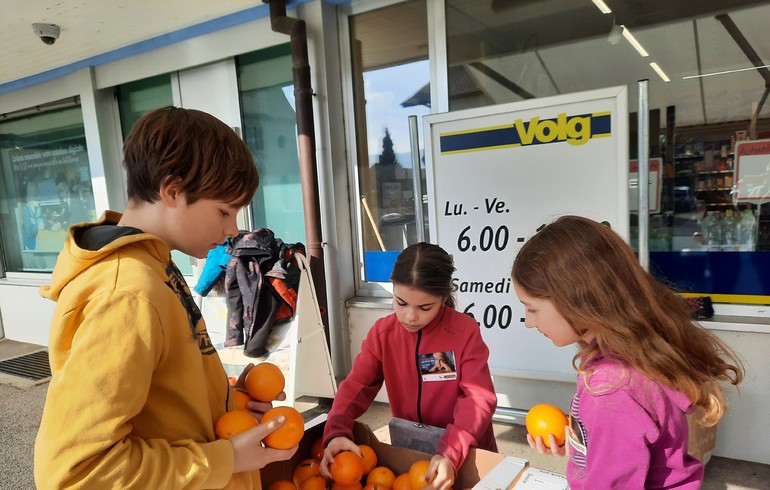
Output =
[
  {"x1": 245, "y1": 362, "x2": 286, "y2": 402},
  {"x1": 366, "y1": 467, "x2": 395, "y2": 488},
  {"x1": 228, "y1": 376, "x2": 238, "y2": 385},
  {"x1": 359, "y1": 444, "x2": 377, "y2": 475},
  {"x1": 293, "y1": 458, "x2": 322, "y2": 487},
  {"x1": 233, "y1": 389, "x2": 254, "y2": 411},
  {"x1": 262, "y1": 406, "x2": 305, "y2": 449},
  {"x1": 363, "y1": 484, "x2": 389, "y2": 490},
  {"x1": 299, "y1": 476, "x2": 328, "y2": 490},
  {"x1": 525, "y1": 403, "x2": 568, "y2": 449},
  {"x1": 214, "y1": 410, "x2": 258, "y2": 440},
  {"x1": 407, "y1": 460, "x2": 430, "y2": 490},
  {"x1": 311, "y1": 437, "x2": 325, "y2": 461},
  {"x1": 332, "y1": 483, "x2": 363, "y2": 490},
  {"x1": 330, "y1": 451, "x2": 364, "y2": 485},
  {"x1": 270, "y1": 481, "x2": 298, "y2": 490},
  {"x1": 392, "y1": 474, "x2": 411, "y2": 490}
]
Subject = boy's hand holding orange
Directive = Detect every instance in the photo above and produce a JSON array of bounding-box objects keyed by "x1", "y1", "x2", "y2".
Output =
[{"x1": 244, "y1": 362, "x2": 286, "y2": 402}]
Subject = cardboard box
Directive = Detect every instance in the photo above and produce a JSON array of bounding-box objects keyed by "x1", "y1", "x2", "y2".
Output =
[
  {"x1": 261, "y1": 415, "x2": 505, "y2": 489},
  {"x1": 687, "y1": 413, "x2": 717, "y2": 465},
  {"x1": 473, "y1": 456, "x2": 568, "y2": 490}
]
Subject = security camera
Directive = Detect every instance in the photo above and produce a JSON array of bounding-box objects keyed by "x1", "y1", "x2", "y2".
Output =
[{"x1": 32, "y1": 23, "x2": 60, "y2": 45}]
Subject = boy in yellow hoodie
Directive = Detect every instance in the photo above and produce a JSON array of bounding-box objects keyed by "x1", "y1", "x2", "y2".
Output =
[{"x1": 34, "y1": 107, "x2": 297, "y2": 489}]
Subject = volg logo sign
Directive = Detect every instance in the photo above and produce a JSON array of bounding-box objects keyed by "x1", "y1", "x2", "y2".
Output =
[{"x1": 439, "y1": 111, "x2": 611, "y2": 154}]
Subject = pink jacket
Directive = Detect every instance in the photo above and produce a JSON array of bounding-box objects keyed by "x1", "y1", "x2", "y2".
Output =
[
  {"x1": 323, "y1": 307, "x2": 498, "y2": 469},
  {"x1": 567, "y1": 357, "x2": 703, "y2": 489}
]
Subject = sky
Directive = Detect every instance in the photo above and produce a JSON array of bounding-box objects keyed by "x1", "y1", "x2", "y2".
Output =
[{"x1": 364, "y1": 60, "x2": 431, "y2": 167}]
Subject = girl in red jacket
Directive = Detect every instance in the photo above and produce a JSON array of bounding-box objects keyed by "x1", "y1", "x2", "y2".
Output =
[{"x1": 319, "y1": 243, "x2": 498, "y2": 490}]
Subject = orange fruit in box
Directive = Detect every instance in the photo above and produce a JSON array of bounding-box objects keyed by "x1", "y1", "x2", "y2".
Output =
[
  {"x1": 245, "y1": 362, "x2": 286, "y2": 402},
  {"x1": 364, "y1": 484, "x2": 389, "y2": 490},
  {"x1": 392, "y1": 473, "x2": 411, "y2": 490},
  {"x1": 214, "y1": 410, "x2": 258, "y2": 440},
  {"x1": 408, "y1": 460, "x2": 431, "y2": 490},
  {"x1": 525, "y1": 403, "x2": 568, "y2": 448},
  {"x1": 270, "y1": 481, "x2": 298, "y2": 490},
  {"x1": 311, "y1": 436, "x2": 325, "y2": 461},
  {"x1": 332, "y1": 482, "x2": 363, "y2": 490},
  {"x1": 294, "y1": 458, "x2": 322, "y2": 487},
  {"x1": 359, "y1": 444, "x2": 377, "y2": 475},
  {"x1": 367, "y1": 467, "x2": 396, "y2": 488},
  {"x1": 299, "y1": 475, "x2": 328, "y2": 490},
  {"x1": 330, "y1": 451, "x2": 364, "y2": 485},
  {"x1": 261, "y1": 406, "x2": 305, "y2": 449}
]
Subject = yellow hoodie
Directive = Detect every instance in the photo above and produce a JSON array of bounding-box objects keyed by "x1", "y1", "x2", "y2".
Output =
[{"x1": 34, "y1": 211, "x2": 260, "y2": 489}]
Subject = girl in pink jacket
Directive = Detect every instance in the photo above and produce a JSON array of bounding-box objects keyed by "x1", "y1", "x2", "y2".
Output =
[{"x1": 512, "y1": 215, "x2": 744, "y2": 489}]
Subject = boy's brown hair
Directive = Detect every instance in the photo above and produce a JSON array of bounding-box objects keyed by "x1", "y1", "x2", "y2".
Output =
[{"x1": 123, "y1": 106, "x2": 259, "y2": 207}]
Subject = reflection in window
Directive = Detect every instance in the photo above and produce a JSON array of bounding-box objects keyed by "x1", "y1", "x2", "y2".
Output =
[
  {"x1": 115, "y1": 74, "x2": 196, "y2": 274},
  {"x1": 349, "y1": 0, "x2": 430, "y2": 283},
  {"x1": 445, "y1": 0, "x2": 770, "y2": 303},
  {"x1": 237, "y1": 45, "x2": 305, "y2": 244},
  {"x1": 0, "y1": 105, "x2": 96, "y2": 272}
]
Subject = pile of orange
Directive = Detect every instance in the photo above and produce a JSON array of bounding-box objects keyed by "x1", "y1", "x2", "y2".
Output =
[{"x1": 273, "y1": 438, "x2": 432, "y2": 490}]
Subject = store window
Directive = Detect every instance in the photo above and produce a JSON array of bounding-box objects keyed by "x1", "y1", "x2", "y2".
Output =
[
  {"x1": 116, "y1": 74, "x2": 173, "y2": 139},
  {"x1": 0, "y1": 103, "x2": 96, "y2": 273},
  {"x1": 445, "y1": 0, "x2": 770, "y2": 305},
  {"x1": 115, "y1": 73, "x2": 195, "y2": 275},
  {"x1": 237, "y1": 45, "x2": 305, "y2": 243},
  {"x1": 348, "y1": 0, "x2": 430, "y2": 286}
]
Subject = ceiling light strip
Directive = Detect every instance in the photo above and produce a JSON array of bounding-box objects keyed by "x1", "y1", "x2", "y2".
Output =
[
  {"x1": 683, "y1": 64, "x2": 770, "y2": 79},
  {"x1": 591, "y1": 0, "x2": 612, "y2": 14},
  {"x1": 622, "y1": 26, "x2": 649, "y2": 57},
  {"x1": 649, "y1": 62, "x2": 670, "y2": 82}
]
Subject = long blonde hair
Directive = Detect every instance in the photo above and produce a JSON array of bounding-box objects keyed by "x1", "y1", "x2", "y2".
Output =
[{"x1": 512, "y1": 215, "x2": 743, "y2": 425}]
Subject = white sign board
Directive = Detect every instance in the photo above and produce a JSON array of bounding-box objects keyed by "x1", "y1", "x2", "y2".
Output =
[
  {"x1": 425, "y1": 86, "x2": 629, "y2": 380},
  {"x1": 734, "y1": 139, "x2": 770, "y2": 203}
]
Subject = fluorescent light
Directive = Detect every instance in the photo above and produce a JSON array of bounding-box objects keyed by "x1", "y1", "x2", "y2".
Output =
[
  {"x1": 592, "y1": 0, "x2": 613, "y2": 14},
  {"x1": 621, "y1": 26, "x2": 649, "y2": 57},
  {"x1": 682, "y1": 64, "x2": 770, "y2": 80},
  {"x1": 649, "y1": 62, "x2": 670, "y2": 82},
  {"x1": 607, "y1": 24, "x2": 623, "y2": 45}
]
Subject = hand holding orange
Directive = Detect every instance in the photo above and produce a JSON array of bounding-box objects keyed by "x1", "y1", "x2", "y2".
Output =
[
  {"x1": 525, "y1": 403, "x2": 568, "y2": 448},
  {"x1": 261, "y1": 406, "x2": 305, "y2": 449},
  {"x1": 245, "y1": 362, "x2": 286, "y2": 402},
  {"x1": 330, "y1": 451, "x2": 365, "y2": 485}
]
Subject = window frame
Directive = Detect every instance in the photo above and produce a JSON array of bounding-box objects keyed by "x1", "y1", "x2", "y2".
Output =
[{"x1": 340, "y1": 0, "x2": 444, "y2": 296}]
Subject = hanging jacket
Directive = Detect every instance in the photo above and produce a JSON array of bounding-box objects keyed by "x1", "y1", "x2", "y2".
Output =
[
  {"x1": 224, "y1": 229, "x2": 304, "y2": 358},
  {"x1": 193, "y1": 241, "x2": 232, "y2": 296}
]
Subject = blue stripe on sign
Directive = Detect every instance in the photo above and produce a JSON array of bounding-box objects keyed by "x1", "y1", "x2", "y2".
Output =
[{"x1": 650, "y1": 251, "x2": 770, "y2": 296}]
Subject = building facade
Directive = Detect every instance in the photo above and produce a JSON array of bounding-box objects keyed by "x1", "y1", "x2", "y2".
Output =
[{"x1": 1, "y1": 0, "x2": 769, "y2": 464}]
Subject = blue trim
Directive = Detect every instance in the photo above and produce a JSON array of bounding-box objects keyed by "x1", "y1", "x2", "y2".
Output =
[
  {"x1": 650, "y1": 251, "x2": 770, "y2": 296},
  {"x1": 364, "y1": 251, "x2": 401, "y2": 283},
  {"x1": 0, "y1": 0, "x2": 350, "y2": 95}
]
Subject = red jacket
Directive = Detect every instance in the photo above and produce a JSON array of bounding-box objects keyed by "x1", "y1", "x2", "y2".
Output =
[{"x1": 323, "y1": 306, "x2": 498, "y2": 469}]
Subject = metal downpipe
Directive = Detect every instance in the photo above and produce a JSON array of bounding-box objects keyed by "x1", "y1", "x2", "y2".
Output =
[{"x1": 264, "y1": 0, "x2": 328, "y2": 319}]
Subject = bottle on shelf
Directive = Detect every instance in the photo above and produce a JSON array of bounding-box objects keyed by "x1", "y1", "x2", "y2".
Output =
[
  {"x1": 701, "y1": 210, "x2": 722, "y2": 249},
  {"x1": 721, "y1": 209, "x2": 739, "y2": 247},
  {"x1": 738, "y1": 208, "x2": 758, "y2": 251}
]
